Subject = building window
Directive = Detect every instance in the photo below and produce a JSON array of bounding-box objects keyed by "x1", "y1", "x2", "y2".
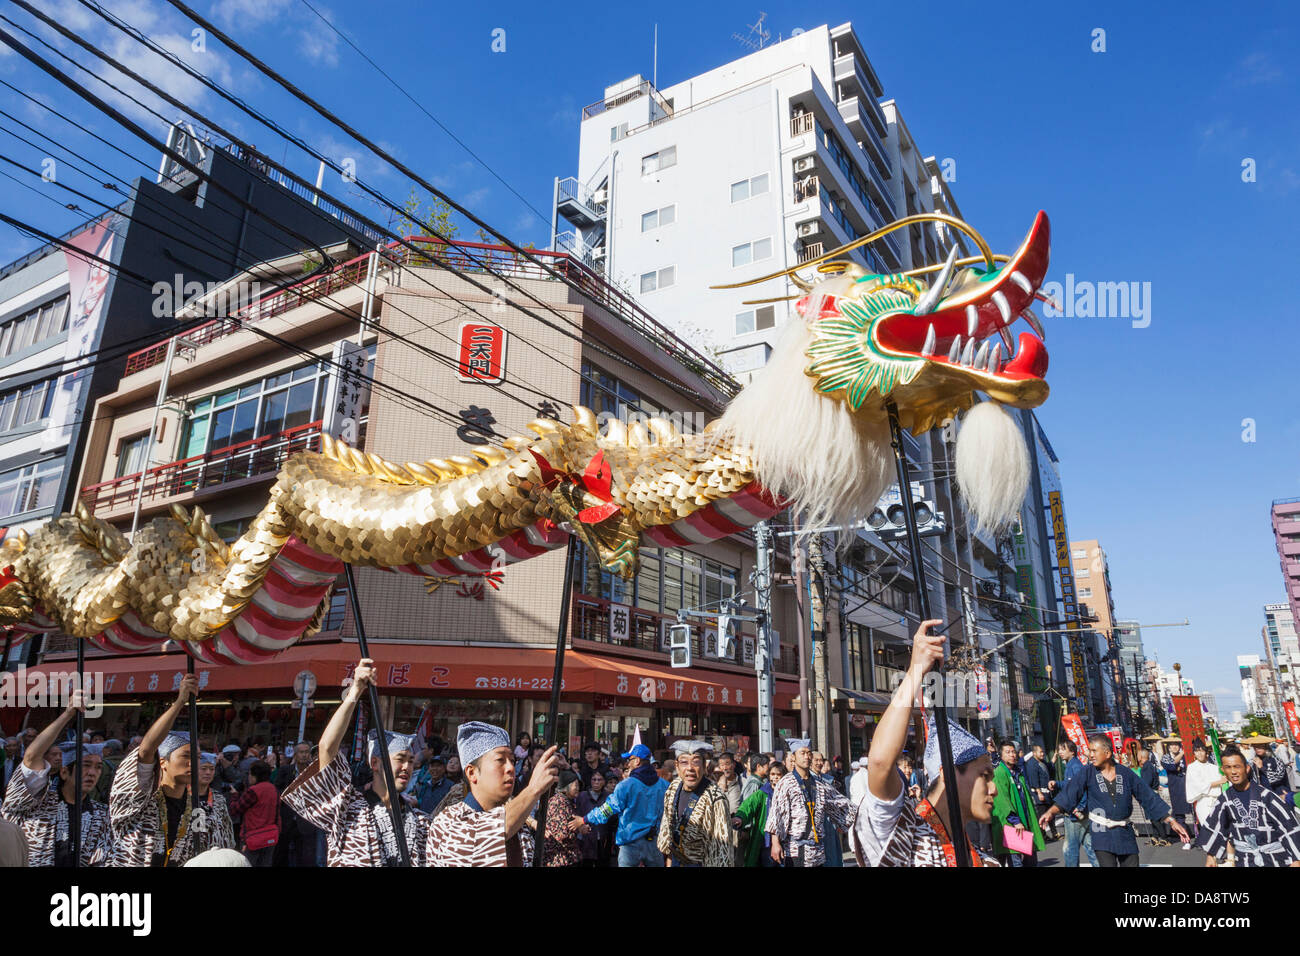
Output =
[
  {"x1": 1078, "y1": 587, "x2": 1092, "y2": 599},
  {"x1": 641, "y1": 146, "x2": 677, "y2": 176},
  {"x1": 730, "y1": 173, "x2": 770, "y2": 203},
  {"x1": 116, "y1": 433, "x2": 151, "y2": 478},
  {"x1": 0, "y1": 380, "x2": 56, "y2": 433},
  {"x1": 610, "y1": 122, "x2": 628, "y2": 142},
  {"x1": 1071, "y1": 548, "x2": 1086, "y2": 559},
  {"x1": 734, "y1": 305, "x2": 776, "y2": 335},
  {"x1": 178, "y1": 353, "x2": 369, "y2": 460},
  {"x1": 731, "y1": 237, "x2": 773, "y2": 268},
  {"x1": 640, "y1": 204, "x2": 676, "y2": 232},
  {"x1": 718, "y1": 343, "x2": 770, "y2": 375},
  {"x1": 0, "y1": 294, "x2": 70, "y2": 358},
  {"x1": 639, "y1": 266, "x2": 675, "y2": 293},
  {"x1": 1076, "y1": 567, "x2": 1090, "y2": 578},
  {"x1": 579, "y1": 363, "x2": 659, "y2": 423},
  {"x1": 0, "y1": 460, "x2": 63, "y2": 520}
]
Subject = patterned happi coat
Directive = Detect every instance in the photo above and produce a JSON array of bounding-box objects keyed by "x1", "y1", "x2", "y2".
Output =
[
  {"x1": 876, "y1": 800, "x2": 1001, "y2": 868},
  {"x1": 656, "y1": 779, "x2": 736, "y2": 867},
  {"x1": 107, "y1": 750, "x2": 234, "y2": 867},
  {"x1": 427, "y1": 792, "x2": 534, "y2": 867},
  {"x1": 765, "y1": 768, "x2": 855, "y2": 867},
  {"x1": 1200, "y1": 782, "x2": 1300, "y2": 867},
  {"x1": 281, "y1": 753, "x2": 430, "y2": 866},
  {"x1": 1, "y1": 764, "x2": 112, "y2": 866},
  {"x1": 197, "y1": 788, "x2": 235, "y2": 852}
]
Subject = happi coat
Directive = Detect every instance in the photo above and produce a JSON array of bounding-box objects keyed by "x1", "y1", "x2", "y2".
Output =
[
  {"x1": 764, "y1": 767, "x2": 855, "y2": 867},
  {"x1": 1251, "y1": 754, "x2": 1290, "y2": 796},
  {"x1": 874, "y1": 798, "x2": 1000, "y2": 868},
  {"x1": 1160, "y1": 753, "x2": 1191, "y2": 816},
  {"x1": 656, "y1": 778, "x2": 735, "y2": 867},
  {"x1": 281, "y1": 752, "x2": 430, "y2": 866},
  {"x1": 1053, "y1": 764, "x2": 1170, "y2": 856},
  {"x1": 107, "y1": 750, "x2": 234, "y2": 867},
  {"x1": 991, "y1": 761, "x2": 1045, "y2": 857},
  {"x1": 1, "y1": 763, "x2": 112, "y2": 866},
  {"x1": 427, "y1": 791, "x2": 531, "y2": 867},
  {"x1": 1200, "y1": 781, "x2": 1300, "y2": 867}
]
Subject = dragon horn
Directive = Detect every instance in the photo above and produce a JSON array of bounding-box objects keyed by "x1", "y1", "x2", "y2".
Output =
[{"x1": 913, "y1": 244, "x2": 959, "y2": 315}]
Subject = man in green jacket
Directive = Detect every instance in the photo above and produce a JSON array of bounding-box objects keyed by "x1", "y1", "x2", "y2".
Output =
[
  {"x1": 992, "y1": 741, "x2": 1045, "y2": 867},
  {"x1": 732, "y1": 761, "x2": 786, "y2": 867}
]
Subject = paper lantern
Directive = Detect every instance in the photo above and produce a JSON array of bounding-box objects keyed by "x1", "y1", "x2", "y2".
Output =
[{"x1": 224, "y1": 708, "x2": 236, "y2": 722}]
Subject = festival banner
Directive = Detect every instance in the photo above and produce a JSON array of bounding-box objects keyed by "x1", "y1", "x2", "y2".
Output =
[
  {"x1": 1283, "y1": 701, "x2": 1300, "y2": 747},
  {"x1": 1061, "y1": 712, "x2": 1089, "y2": 759},
  {"x1": 1171, "y1": 695, "x2": 1205, "y2": 746}
]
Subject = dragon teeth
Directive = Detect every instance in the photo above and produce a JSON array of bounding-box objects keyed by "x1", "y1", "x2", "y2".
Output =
[
  {"x1": 1009, "y1": 270, "x2": 1033, "y2": 294},
  {"x1": 989, "y1": 343, "x2": 1002, "y2": 373},
  {"x1": 966, "y1": 304, "x2": 979, "y2": 337},
  {"x1": 1021, "y1": 308, "x2": 1045, "y2": 340},
  {"x1": 921, "y1": 323, "x2": 936, "y2": 357},
  {"x1": 960, "y1": 338, "x2": 975, "y2": 367},
  {"x1": 999, "y1": 325, "x2": 1015, "y2": 352},
  {"x1": 992, "y1": 290, "x2": 1012, "y2": 324},
  {"x1": 974, "y1": 341, "x2": 989, "y2": 370},
  {"x1": 948, "y1": 334, "x2": 962, "y2": 364}
]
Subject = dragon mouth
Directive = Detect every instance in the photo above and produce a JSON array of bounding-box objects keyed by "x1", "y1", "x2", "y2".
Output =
[{"x1": 875, "y1": 211, "x2": 1051, "y2": 384}]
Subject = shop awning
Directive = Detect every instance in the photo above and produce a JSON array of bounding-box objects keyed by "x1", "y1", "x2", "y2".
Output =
[
  {"x1": 789, "y1": 687, "x2": 896, "y2": 714},
  {"x1": 27, "y1": 641, "x2": 798, "y2": 710}
]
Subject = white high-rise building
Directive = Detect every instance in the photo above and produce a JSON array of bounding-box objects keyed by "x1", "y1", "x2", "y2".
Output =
[
  {"x1": 552, "y1": 22, "x2": 968, "y2": 384},
  {"x1": 1238, "y1": 654, "x2": 1262, "y2": 714},
  {"x1": 1264, "y1": 602, "x2": 1298, "y2": 706}
]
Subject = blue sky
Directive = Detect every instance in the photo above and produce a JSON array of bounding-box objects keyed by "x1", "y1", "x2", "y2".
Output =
[{"x1": 1, "y1": 1, "x2": 1296, "y2": 714}]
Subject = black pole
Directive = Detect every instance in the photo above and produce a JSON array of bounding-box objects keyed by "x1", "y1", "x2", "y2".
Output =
[
  {"x1": 532, "y1": 539, "x2": 576, "y2": 867},
  {"x1": 186, "y1": 654, "x2": 205, "y2": 855},
  {"x1": 72, "y1": 639, "x2": 84, "y2": 868},
  {"x1": 1, "y1": 630, "x2": 12, "y2": 673},
  {"x1": 343, "y1": 563, "x2": 412, "y2": 866},
  {"x1": 886, "y1": 400, "x2": 971, "y2": 867}
]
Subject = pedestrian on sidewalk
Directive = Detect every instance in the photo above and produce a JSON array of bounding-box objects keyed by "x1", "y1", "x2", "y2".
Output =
[
  {"x1": 230, "y1": 760, "x2": 279, "y2": 866},
  {"x1": 572, "y1": 743, "x2": 667, "y2": 866},
  {"x1": 992, "y1": 741, "x2": 1044, "y2": 866},
  {"x1": 733, "y1": 760, "x2": 785, "y2": 867}
]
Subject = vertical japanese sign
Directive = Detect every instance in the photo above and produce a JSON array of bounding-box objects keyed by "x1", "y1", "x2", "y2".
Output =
[
  {"x1": 324, "y1": 340, "x2": 369, "y2": 443},
  {"x1": 1048, "y1": 491, "x2": 1090, "y2": 721},
  {"x1": 1282, "y1": 701, "x2": 1300, "y2": 747},
  {"x1": 608, "y1": 603, "x2": 630, "y2": 643},
  {"x1": 456, "y1": 322, "x2": 506, "y2": 384},
  {"x1": 1061, "y1": 713, "x2": 1090, "y2": 759},
  {"x1": 974, "y1": 664, "x2": 992, "y2": 721},
  {"x1": 1171, "y1": 695, "x2": 1205, "y2": 747},
  {"x1": 44, "y1": 216, "x2": 119, "y2": 452}
]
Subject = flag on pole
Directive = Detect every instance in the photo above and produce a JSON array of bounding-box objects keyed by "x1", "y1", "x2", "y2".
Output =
[
  {"x1": 1206, "y1": 725, "x2": 1224, "y2": 769},
  {"x1": 415, "y1": 706, "x2": 434, "y2": 749}
]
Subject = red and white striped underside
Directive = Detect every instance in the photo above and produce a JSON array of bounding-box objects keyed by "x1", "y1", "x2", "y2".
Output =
[{"x1": 44, "y1": 482, "x2": 783, "y2": 665}]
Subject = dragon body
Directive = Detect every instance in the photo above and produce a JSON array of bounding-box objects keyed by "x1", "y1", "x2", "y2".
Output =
[{"x1": 0, "y1": 213, "x2": 1053, "y2": 665}]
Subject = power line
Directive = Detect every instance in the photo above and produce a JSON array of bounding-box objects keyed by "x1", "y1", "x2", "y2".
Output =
[
  {"x1": 4, "y1": 8, "x2": 701, "y2": 426},
  {"x1": 295, "y1": 0, "x2": 553, "y2": 231}
]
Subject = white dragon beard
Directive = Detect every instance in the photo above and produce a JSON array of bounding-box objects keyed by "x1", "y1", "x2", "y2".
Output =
[
  {"x1": 714, "y1": 303, "x2": 893, "y2": 531},
  {"x1": 954, "y1": 399, "x2": 1030, "y2": 535}
]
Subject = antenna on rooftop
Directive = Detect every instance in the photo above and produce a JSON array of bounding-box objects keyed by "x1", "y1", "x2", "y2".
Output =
[{"x1": 732, "y1": 11, "x2": 770, "y2": 51}]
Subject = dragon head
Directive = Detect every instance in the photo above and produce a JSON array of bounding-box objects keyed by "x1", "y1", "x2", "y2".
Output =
[
  {"x1": 713, "y1": 211, "x2": 1052, "y2": 534},
  {"x1": 802, "y1": 211, "x2": 1050, "y2": 433}
]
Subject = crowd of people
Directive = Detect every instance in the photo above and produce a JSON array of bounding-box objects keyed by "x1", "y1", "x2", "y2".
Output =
[{"x1": 2, "y1": 629, "x2": 1299, "y2": 868}]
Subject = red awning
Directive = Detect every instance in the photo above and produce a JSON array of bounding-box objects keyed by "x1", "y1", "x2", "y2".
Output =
[{"x1": 27, "y1": 642, "x2": 799, "y2": 709}]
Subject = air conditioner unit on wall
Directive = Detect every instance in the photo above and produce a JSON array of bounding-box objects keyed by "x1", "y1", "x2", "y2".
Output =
[
  {"x1": 794, "y1": 156, "x2": 815, "y2": 173},
  {"x1": 797, "y1": 221, "x2": 820, "y2": 238}
]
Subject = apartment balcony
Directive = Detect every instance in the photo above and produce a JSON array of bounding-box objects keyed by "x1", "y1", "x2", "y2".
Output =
[
  {"x1": 790, "y1": 112, "x2": 816, "y2": 138},
  {"x1": 80, "y1": 420, "x2": 323, "y2": 522},
  {"x1": 573, "y1": 593, "x2": 800, "y2": 676},
  {"x1": 835, "y1": 95, "x2": 892, "y2": 180},
  {"x1": 832, "y1": 54, "x2": 889, "y2": 142},
  {"x1": 793, "y1": 173, "x2": 819, "y2": 204},
  {"x1": 555, "y1": 177, "x2": 607, "y2": 228},
  {"x1": 1277, "y1": 520, "x2": 1300, "y2": 536},
  {"x1": 798, "y1": 241, "x2": 824, "y2": 263}
]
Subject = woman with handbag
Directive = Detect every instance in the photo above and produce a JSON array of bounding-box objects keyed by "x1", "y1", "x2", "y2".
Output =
[{"x1": 231, "y1": 761, "x2": 280, "y2": 866}]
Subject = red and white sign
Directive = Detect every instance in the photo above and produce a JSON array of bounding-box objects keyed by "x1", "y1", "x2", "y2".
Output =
[
  {"x1": 456, "y1": 322, "x2": 506, "y2": 383},
  {"x1": 1061, "y1": 713, "x2": 1090, "y2": 760},
  {"x1": 1284, "y1": 701, "x2": 1300, "y2": 747}
]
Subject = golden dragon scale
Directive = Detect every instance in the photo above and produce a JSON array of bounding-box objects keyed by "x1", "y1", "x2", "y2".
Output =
[{"x1": 0, "y1": 211, "x2": 1054, "y2": 667}]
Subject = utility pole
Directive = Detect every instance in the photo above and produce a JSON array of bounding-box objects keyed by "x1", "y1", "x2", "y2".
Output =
[
  {"x1": 808, "y1": 532, "x2": 831, "y2": 754},
  {"x1": 753, "y1": 520, "x2": 776, "y2": 752}
]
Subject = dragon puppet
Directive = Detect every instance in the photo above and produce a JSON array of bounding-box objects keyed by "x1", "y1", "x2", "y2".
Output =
[{"x1": 0, "y1": 212, "x2": 1052, "y2": 665}]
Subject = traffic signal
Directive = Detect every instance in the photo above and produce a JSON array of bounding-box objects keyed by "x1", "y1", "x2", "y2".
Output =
[{"x1": 668, "y1": 624, "x2": 692, "y2": 668}]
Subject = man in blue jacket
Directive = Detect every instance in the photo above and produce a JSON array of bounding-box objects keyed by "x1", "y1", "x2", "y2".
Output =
[
  {"x1": 1023, "y1": 745, "x2": 1055, "y2": 842},
  {"x1": 570, "y1": 743, "x2": 668, "y2": 866},
  {"x1": 1055, "y1": 740, "x2": 1100, "y2": 867}
]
